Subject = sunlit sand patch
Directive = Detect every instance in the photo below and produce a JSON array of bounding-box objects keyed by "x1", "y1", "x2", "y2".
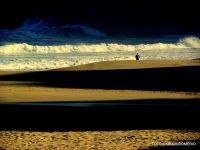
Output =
[
  {"x1": 56, "y1": 60, "x2": 200, "y2": 71},
  {"x1": 0, "y1": 82, "x2": 199, "y2": 102},
  {"x1": 0, "y1": 130, "x2": 200, "y2": 149}
]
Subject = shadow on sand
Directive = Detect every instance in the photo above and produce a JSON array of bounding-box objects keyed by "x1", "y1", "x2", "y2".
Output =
[
  {"x1": 0, "y1": 66, "x2": 200, "y2": 131},
  {"x1": 0, "y1": 66, "x2": 200, "y2": 92}
]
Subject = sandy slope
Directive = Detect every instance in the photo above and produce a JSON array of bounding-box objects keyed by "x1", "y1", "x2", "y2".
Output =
[
  {"x1": 54, "y1": 60, "x2": 200, "y2": 71},
  {"x1": 0, "y1": 60, "x2": 199, "y2": 102},
  {"x1": 0, "y1": 60, "x2": 199, "y2": 75}
]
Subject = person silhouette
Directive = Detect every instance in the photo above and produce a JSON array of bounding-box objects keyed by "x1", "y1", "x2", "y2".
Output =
[{"x1": 135, "y1": 52, "x2": 140, "y2": 60}]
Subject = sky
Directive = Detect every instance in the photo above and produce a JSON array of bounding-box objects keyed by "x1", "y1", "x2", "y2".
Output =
[{"x1": 0, "y1": 0, "x2": 199, "y2": 35}]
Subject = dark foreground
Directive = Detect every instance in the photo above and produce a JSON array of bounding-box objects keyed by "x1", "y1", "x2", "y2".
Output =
[{"x1": 1, "y1": 99, "x2": 200, "y2": 131}]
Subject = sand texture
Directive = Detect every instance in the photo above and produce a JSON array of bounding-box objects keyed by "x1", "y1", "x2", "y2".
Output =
[{"x1": 0, "y1": 130, "x2": 200, "y2": 150}]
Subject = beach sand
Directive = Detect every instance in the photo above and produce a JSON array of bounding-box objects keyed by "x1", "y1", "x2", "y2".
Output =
[
  {"x1": 55, "y1": 60, "x2": 200, "y2": 71},
  {"x1": 0, "y1": 83, "x2": 199, "y2": 102},
  {"x1": 0, "y1": 130, "x2": 200, "y2": 150},
  {"x1": 0, "y1": 60, "x2": 200, "y2": 102},
  {"x1": 1, "y1": 60, "x2": 200, "y2": 150}
]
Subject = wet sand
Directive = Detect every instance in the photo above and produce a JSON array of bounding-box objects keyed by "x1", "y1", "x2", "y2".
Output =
[{"x1": 0, "y1": 130, "x2": 200, "y2": 150}]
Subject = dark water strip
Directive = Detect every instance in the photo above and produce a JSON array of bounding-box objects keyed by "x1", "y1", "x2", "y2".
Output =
[{"x1": 1, "y1": 99, "x2": 200, "y2": 131}]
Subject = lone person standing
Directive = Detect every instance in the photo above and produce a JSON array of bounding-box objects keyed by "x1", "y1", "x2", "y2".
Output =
[{"x1": 135, "y1": 52, "x2": 140, "y2": 60}]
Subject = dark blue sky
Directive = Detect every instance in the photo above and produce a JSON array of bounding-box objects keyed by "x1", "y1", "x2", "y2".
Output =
[{"x1": 0, "y1": 0, "x2": 199, "y2": 35}]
